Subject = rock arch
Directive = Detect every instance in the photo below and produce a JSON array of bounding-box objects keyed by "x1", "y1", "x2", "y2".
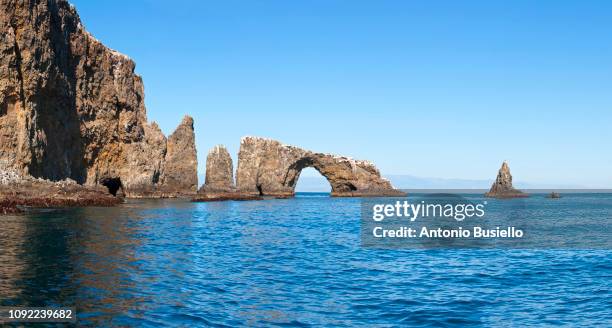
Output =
[
  {"x1": 235, "y1": 137, "x2": 405, "y2": 197},
  {"x1": 283, "y1": 155, "x2": 358, "y2": 195},
  {"x1": 195, "y1": 137, "x2": 405, "y2": 201}
]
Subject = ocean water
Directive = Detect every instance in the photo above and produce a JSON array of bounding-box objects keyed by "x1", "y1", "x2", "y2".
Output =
[{"x1": 0, "y1": 193, "x2": 610, "y2": 327}]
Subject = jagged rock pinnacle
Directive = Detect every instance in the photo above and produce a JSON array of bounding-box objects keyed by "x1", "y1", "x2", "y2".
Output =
[
  {"x1": 201, "y1": 145, "x2": 235, "y2": 192},
  {"x1": 485, "y1": 161, "x2": 528, "y2": 198}
]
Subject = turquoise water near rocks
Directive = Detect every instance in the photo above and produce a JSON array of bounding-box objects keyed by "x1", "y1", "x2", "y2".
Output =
[{"x1": 0, "y1": 193, "x2": 610, "y2": 326}]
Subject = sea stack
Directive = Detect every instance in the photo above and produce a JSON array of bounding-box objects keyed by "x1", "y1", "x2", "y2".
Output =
[
  {"x1": 485, "y1": 161, "x2": 528, "y2": 198},
  {"x1": 159, "y1": 116, "x2": 199, "y2": 195},
  {"x1": 193, "y1": 145, "x2": 261, "y2": 201},
  {"x1": 203, "y1": 145, "x2": 235, "y2": 192}
]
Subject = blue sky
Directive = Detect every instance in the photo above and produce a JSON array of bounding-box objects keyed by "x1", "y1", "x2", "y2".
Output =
[{"x1": 71, "y1": 0, "x2": 612, "y2": 188}]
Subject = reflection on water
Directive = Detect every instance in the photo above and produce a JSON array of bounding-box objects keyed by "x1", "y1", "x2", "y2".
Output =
[
  {"x1": 1, "y1": 208, "x2": 79, "y2": 307},
  {"x1": 0, "y1": 213, "x2": 27, "y2": 302},
  {"x1": 0, "y1": 195, "x2": 610, "y2": 326},
  {"x1": 0, "y1": 200, "x2": 198, "y2": 326}
]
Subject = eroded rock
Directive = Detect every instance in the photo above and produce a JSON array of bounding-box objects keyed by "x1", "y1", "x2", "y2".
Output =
[
  {"x1": 194, "y1": 145, "x2": 262, "y2": 202},
  {"x1": 202, "y1": 145, "x2": 234, "y2": 192},
  {"x1": 161, "y1": 116, "x2": 198, "y2": 195},
  {"x1": 235, "y1": 137, "x2": 405, "y2": 197},
  {"x1": 0, "y1": 169, "x2": 121, "y2": 214},
  {"x1": 484, "y1": 161, "x2": 528, "y2": 198},
  {"x1": 0, "y1": 0, "x2": 197, "y2": 197}
]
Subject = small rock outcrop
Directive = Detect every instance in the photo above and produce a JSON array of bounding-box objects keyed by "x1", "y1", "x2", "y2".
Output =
[
  {"x1": 0, "y1": 0, "x2": 197, "y2": 198},
  {"x1": 1, "y1": 169, "x2": 121, "y2": 214},
  {"x1": 234, "y1": 137, "x2": 405, "y2": 197},
  {"x1": 485, "y1": 161, "x2": 528, "y2": 198}
]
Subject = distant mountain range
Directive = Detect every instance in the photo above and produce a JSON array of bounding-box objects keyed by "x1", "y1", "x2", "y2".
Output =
[
  {"x1": 293, "y1": 174, "x2": 587, "y2": 192},
  {"x1": 196, "y1": 174, "x2": 587, "y2": 192}
]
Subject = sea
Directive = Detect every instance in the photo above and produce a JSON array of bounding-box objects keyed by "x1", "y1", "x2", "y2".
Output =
[{"x1": 0, "y1": 193, "x2": 610, "y2": 327}]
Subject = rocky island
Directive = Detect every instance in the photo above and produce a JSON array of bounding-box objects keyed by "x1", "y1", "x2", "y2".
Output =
[
  {"x1": 484, "y1": 161, "x2": 528, "y2": 198},
  {"x1": 195, "y1": 137, "x2": 406, "y2": 201},
  {"x1": 0, "y1": 0, "x2": 404, "y2": 212}
]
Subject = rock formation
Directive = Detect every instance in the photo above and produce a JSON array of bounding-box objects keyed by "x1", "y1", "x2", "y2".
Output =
[
  {"x1": 233, "y1": 137, "x2": 405, "y2": 197},
  {"x1": 0, "y1": 169, "x2": 120, "y2": 214},
  {"x1": 484, "y1": 161, "x2": 528, "y2": 198},
  {"x1": 202, "y1": 145, "x2": 234, "y2": 192},
  {"x1": 159, "y1": 116, "x2": 198, "y2": 194},
  {"x1": 0, "y1": 0, "x2": 197, "y2": 197},
  {"x1": 194, "y1": 145, "x2": 261, "y2": 201}
]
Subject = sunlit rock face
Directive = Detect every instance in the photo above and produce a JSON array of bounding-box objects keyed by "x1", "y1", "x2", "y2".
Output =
[
  {"x1": 160, "y1": 116, "x2": 198, "y2": 195},
  {"x1": 485, "y1": 161, "x2": 528, "y2": 198},
  {"x1": 201, "y1": 145, "x2": 234, "y2": 193},
  {"x1": 235, "y1": 137, "x2": 405, "y2": 197},
  {"x1": 0, "y1": 0, "x2": 197, "y2": 197},
  {"x1": 193, "y1": 145, "x2": 263, "y2": 202}
]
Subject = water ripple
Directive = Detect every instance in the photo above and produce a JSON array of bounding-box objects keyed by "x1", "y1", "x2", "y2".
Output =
[{"x1": 0, "y1": 195, "x2": 610, "y2": 326}]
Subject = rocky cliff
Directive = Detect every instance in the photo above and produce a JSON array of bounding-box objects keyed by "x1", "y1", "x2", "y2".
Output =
[
  {"x1": 233, "y1": 137, "x2": 405, "y2": 197},
  {"x1": 0, "y1": 0, "x2": 197, "y2": 197},
  {"x1": 485, "y1": 161, "x2": 528, "y2": 198}
]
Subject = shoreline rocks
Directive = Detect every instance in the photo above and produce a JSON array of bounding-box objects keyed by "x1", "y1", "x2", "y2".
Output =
[
  {"x1": 0, "y1": 200, "x2": 22, "y2": 215},
  {"x1": 0, "y1": 170, "x2": 121, "y2": 214},
  {"x1": 192, "y1": 193, "x2": 263, "y2": 202},
  {"x1": 484, "y1": 161, "x2": 528, "y2": 198}
]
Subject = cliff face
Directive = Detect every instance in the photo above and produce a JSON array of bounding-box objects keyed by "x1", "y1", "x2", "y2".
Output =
[
  {"x1": 0, "y1": 0, "x2": 197, "y2": 197},
  {"x1": 485, "y1": 161, "x2": 528, "y2": 198},
  {"x1": 235, "y1": 137, "x2": 405, "y2": 197}
]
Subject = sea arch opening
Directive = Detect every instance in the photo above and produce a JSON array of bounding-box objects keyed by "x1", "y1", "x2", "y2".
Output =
[
  {"x1": 284, "y1": 157, "x2": 333, "y2": 196},
  {"x1": 294, "y1": 167, "x2": 332, "y2": 195},
  {"x1": 280, "y1": 155, "x2": 361, "y2": 197}
]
